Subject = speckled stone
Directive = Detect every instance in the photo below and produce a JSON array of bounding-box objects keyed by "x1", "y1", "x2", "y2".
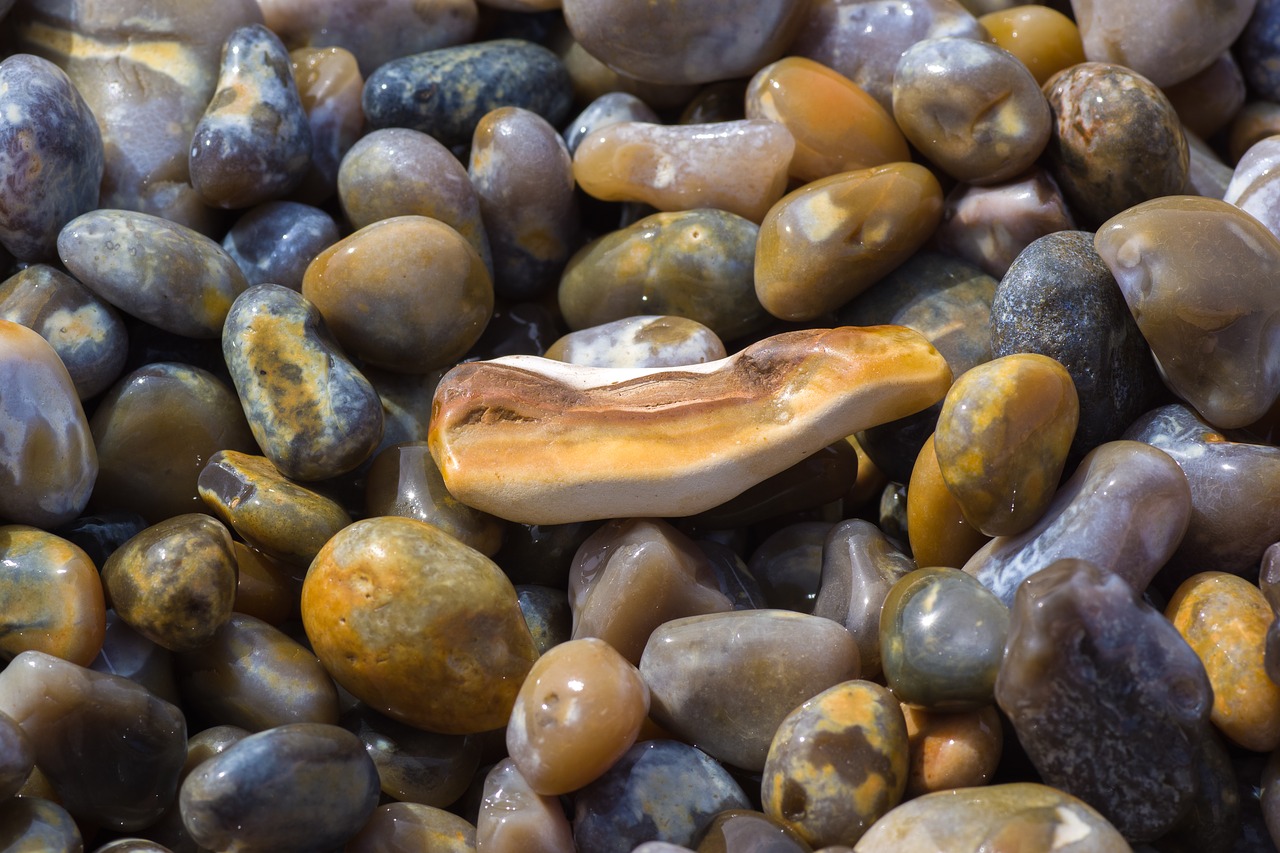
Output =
[
  {"x1": 222, "y1": 284, "x2": 383, "y2": 480},
  {"x1": 0, "y1": 524, "x2": 104, "y2": 667},
  {"x1": 0, "y1": 797, "x2": 83, "y2": 853},
  {"x1": 900, "y1": 704, "x2": 1002, "y2": 797},
  {"x1": 340, "y1": 704, "x2": 479, "y2": 806},
  {"x1": 0, "y1": 54, "x2": 103, "y2": 261},
  {"x1": 478, "y1": 758, "x2": 576, "y2": 853},
  {"x1": 996, "y1": 558, "x2": 1213, "y2": 842},
  {"x1": 58, "y1": 209, "x2": 249, "y2": 339},
  {"x1": 302, "y1": 516, "x2": 538, "y2": 734},
  {"x1": 573, "y1": 740, "x2": 751, "y2": 853},
  {"x1": 363, "y1": 39, "x2": 571, "y2": 148},
  {"x1": 346, "y1": 802, "x2": 477, "y2": 853},
  {"x1": 222, "y1": 201, "x2": 340, "y2": 291},
  {"x1": 762, "y1": 680, "x2": 908, "y2": 848},
  {"x1": 289, "y1": 45, "x2": 364, "y2": 200},
  {"x1": 545, "y1": 315, "x2": 726, "y2": 368},
  {"x1": 179, "y1": 723, "x2": 379, "y2": 853}
]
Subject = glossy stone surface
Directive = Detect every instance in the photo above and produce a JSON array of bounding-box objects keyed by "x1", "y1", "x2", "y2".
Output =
[
  {"x1": 289, "y1": 45, "x2": 364, "y2": 199},
  {"x1": 0, "y1": 797, "x2": 83, "y2": 853},
  {"x1": 222, "y1": 201, "x2": 339, "y2": 291},
  {"x1": 900, "y1": 704, "x2": 1002, "y2": 797},
  {"x1": 993, "y1": 230, "x2": 1161, "y2": 461},
  {"x1": 573, "y1": 119, "x2": 794, "y2": 223},
  {"x1": 302, "y1": 516, "x2": 537, "y2": 734},
  {"x1": 755, "y1": 164, "x2": 944, "y2": 321},
  {"x1": 1095, "y1": 196, "x2": 1280, "y2": 429},
  {"x1": 363, "y1": 39, "x2": 571, "y2": 148},
  {"x1": 222, "y1": 284, "x2": 383, "y2": 480},
  {"x1": 564, "y1": 91, "x2": 662, "y2": 155},
  {"x1": 102, "y1": 514, "x2": 237, "y2": 653},
  {"x1": 963, "y1": 441, "x2": 1192, "y2": 605},
  {"x1": 0, "y1": 650, "x2": 186, "y2": 831},
  {"x1": 302, "y1": 216, "x2": 493, "y2": 373},
  {"x1": 1042, "y1": 62, "x2": 1189, "y2": 228},
  {"x1": 507, "y1": 637, "x2": 649, "y2": 795},
  {"x1": 906, "y1": 435, "x2": 990, "y2": 571},
  {"x1": 1227, "y1": 137, "x2": 1280, "y2": 257},
  {"x1": 641, "y1": 610, "x2": 860, "y2": 771},
  {"x1": 573, "y1": 740, "x2": 751, "y2": 853},
  {"x1": 762, "y1": 680, "x2": 908, "y2": 848},
  {"x1": 0, "y1": 709, "x2": 32, "y2": 801},
  {"x1": 996, "y1": 558, "x2": 1213, "y2": 841},
  {"x1": 58, "y1": 209, "x2": 249, "y2": 338},
  {"x1": 176, "y1": 613, "x2": 339, "y2": 732},
  {"x1": 0, "y1": 525, "x2": 105, "y2": 667},
  {"x1": 690, "y1": 442, "x2": 857, "y2": 530},
  {"x1": 892, "y1": 37, "x2": 1050, "y2": 185},
  {"x1": 546, "y1": 316, "x2": 726, "y2": 369},
  {"x1": 478, "y1": 757, "x2": 575, "y2": 853},
  {"x1": 0, "y1": 54, "x2": 103, "y2": 261},
  {"x1": 340, "y1": 704, "x2": 478, "y2": 806},
  {"x1": 978, "y1": 4, "x2": 1085, "y2": 85},
  {"x1": 89, "y1": 611, "x2": 179, "y2": 708},
  {"x1": 698, "y1": 811, "x2": 811, "y2": 853},
  {"x1": 853, "y1": 782, "x2": 1130, "y2": 852},
  {"x1": 0, "y1": 319, "x2": 97, "y2": 528},
  {"x1": 559, "y1": 208, "x2": 764, "y2": 341},
  {"x1": 746, "y1": 522, "x2": 830, "y2": 613},
  {"x1": 346, "y1": 802, "x2": 477, "y2": 853},
  {"x1": 431, "y1": 326, "x2": 951, "y2": 525},
  {"x1": 934, "y1": 353, "x2": 1078, "y2": 536},
  {"x1": 179, "y1": 723, "x2": 379, "y2": 853}
]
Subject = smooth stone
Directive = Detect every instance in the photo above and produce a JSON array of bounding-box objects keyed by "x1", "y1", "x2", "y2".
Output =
[
  {"x1": 289, "y1": 46, "x2": 364, "y2": 199},
  {"x1": 698, "y1": 810, "x2": 812, "y2": 853},
  {"x1": 179, "y1": 723, "x2": 379, "y2": 853},
  {"x1": 430, "y1": 326, "x2": 952, "y2": 525},
  {"x1": 569, "y1": 519, "x2": 734, "y2": 664},
  {"x1": 363, "y1": 39, "x2": 571, "y2": 149},
  {"x1": 992, "y1": 230, "x2": 1161, "y2": 461},
  {"x1": 346, "y1": 802, "x2": 476, "y2": 853},
  {"x1": 892, "y1": 37, "x2": 1051, "y2": 185},
  {"x1": 89, "y1": 610, "x2": 180, "y2": 708},
  {"x1": 0, "y1": 710, "x2": 33, "y2": 801},
  {"x1": 226, "y1": 541, "x2": 303, "y2": 625},
  {"x1": 545, "y1": 315, "x2": 726, "y2": 368},
  {"x1": 879, "y1": 567, "x2": 1009, "y2": 710},
  {"x1": 1186, "y1": 130, "x2": 1235, "y2": 200},
  {"x1": 57, "y1": 209, "x2": 249, "y2": 338},
  {"x1": 900, "y1": 704, "x2": 1002, "y2": 797},
  {"x1": 102, "y1": 514, "x2": 237, "y2": 653},
  {"x1": 197, "y1": 449, "x2": 352, "y2": 567},
  {"x1": 1239, "y1": 0, "x2": 1280, "y2": 101},
  {"x1": 1164, "y1": 52, "x2": 1247, "y2": 141},
  {"x1": 302, "y1": 216, "x2": 493, "y2": 373},
  {"x1": 0, "y1": 319, "x2": 97, "y2": 528},
  {"x1": 222, "y1": 284, "x2": 383, "y2": 480},
  {"x1": 564, "y1": 91, "x2": 662, "y2": 155},
  {"x1": 573, "y1": 119, "x2": 794, "y2": 223},
  {"x1": 962, "y1": 441, "x2": 1192, "y2": 605},
  {"x1": 906, "y1": 435, "x2": 991, "y2": 571},
  {"x1": 0, "y1": 54, "x2": 103, "y2": 262},
  {"x1": 0, "y1": 797, "x2": 83, "y2": 853},
  {"x1": 573, "y1": 740, "x2": 751, "y2": 853},
  {"x1": 978, "y1": 4, "x2": 1085, "y2": 85},
  {"x1": 175, "y1": 613, "x2": 339, "y2": 732},
  {"x1": 0, "y1": 264, "x2": 127, "y2": 400},
  {"x1": 747, "y1": 523, "x2": 832, "y2": 613},
  {"x1": 1042, "y1": 62, "x2": 1189, "y2": 228},
  {"x1": 689, "y1": 442, "x2": 857, "y2": 530},
  {"x1": 366, "y1": 368, "x2": 440, "y2": 454},
  {"x1": 557, "y1": 33, "x2": 699, "y2": 112},
  {"x1": 1095, "y1": 195, "x2": 1280, "y2": 429},
  {"x1": 91, "y1": 841, "x2": 176, "y2": 852},
  {"x1": 1228, "y1": 100, "x2": 1280, "y2": 163},
  {"x1": 1167, "y1": 572, "x2": 1280, "y2": 752},
  {"x1": 1225, "y1": 134, "x2": 1280, "y2": 240},
  {"x1": 477, "y1": 758, "x2": 576, "y2": 853},
  {"x1": 695, "y1": 541, "x2": 768, "y2": 612},
  {"x1": 641, "y1": 611, "x2": 860, "y2": 771},
  {"x1": 221, "y1": 201, "x2": 339, "y2": 292},
  {"x1": 190, "y1": 24, "x2": 311, "y2": 208},
  {"x1": 0, "y1": 525, "x2": 105, "y2": 667},
  {"x1": 755, "y1": 163, "x2": 944, "y2": 321},
  {"x1": 852, "y1": 782, "x2": 1130, "y2": 852},
  {"x1": 0, "y1": 650, "x2": 186, "y2": 831},
  {"x1": 879, "y1": 483, "x2": 910, "y2": 549},
  {"x1": 302, "y1": 516, "x2": 537, "y2": 733},
  {"x1": 507, "y1": 637, "x2": 649, "y2": 794},
  {"x1": 558, "y1": 208, "x2": 764, "y2": 341},
  {"x1": 516, "y1": 584, "x2": 573, "y2": 655},
  {"x1": 746, "y1": 56, "x2": 909, "y2": 183},
  {"x1": 762, "y1": 680, "x2": 908, "y2": 848},
  {"x1": 340, "y1": 704, "x2": 479, "y2": 806},
  {"x1": 995, "y1": 558, "x2": 1213, "y2": 841},
  {"x1": 1265, "y1": 748, "x2": 1280, "y2": 846},
  {"x1": 934, "y1": 353, "x2": 1079, "y2": 537}
]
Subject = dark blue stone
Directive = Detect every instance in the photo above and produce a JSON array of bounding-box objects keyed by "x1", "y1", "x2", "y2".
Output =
[
  {"x1": 362, "y1": 39, "x2": 572, "y2": 149},
  {"x1": 1239, "y1": 0, "x2": 1280, "y2": 101},
  {"x1": 222, "y1": 201, "x2": 340, "y2": 291},
  {"x1": 55, "y1": 511, "x2": 149, "y2": 568}
]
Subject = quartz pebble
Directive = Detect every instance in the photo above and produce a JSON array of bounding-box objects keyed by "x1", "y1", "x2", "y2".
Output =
[{"x1": 477, "y1": 758, "x2": 576, "y2": 853}]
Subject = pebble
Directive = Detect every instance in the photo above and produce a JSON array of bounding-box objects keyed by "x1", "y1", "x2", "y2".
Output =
[
  {"x1": 0, "y1": 797, "x2": 83, "y2": 853},
  {"x1": 229, "y1": 535, "x2": 302, "y2": 621},
  {"x1": 746, "y1": 522, "x2": 831, "y2": 612},
  {"x1": 692, "y1": 441, "x2": 856, "y2": 529},
  {"x1": 346, "y1": 802, "x2": 477, "y2": 853},
  {"x1": 0, "y1": 525, "x2": 104, "y2": 667},
  {"x1": 563, "y1": 92, "x2": 661, "y2": 155},
  {"x1": 289, "y1": 45, "x2": 364, "y2": 199},
  {"x1": 977, "y1": 4, "x2": 1085, "y2": 85},
  {"x1": 90, "y1": 610, "x2": 179, "y2": 708},
  {"x1": 221, "y1": 201, "x2": 340, "y2": 291},
  {"x1": 1239, "y1": 0, "x2": 1280, "y2": 100},
  {"x1": 697, "y1": 810, "x2": 811, "y2": 853},
  {"x1": 545, "y1": 315, "x2": 726, "y2": 368},
  {"x1": 1163, "y1": 52, "x2": 1247, "y2": 141},
  {"x1": 0, "y1": 709, "x2": 33, "y2": 801},
  {"x1": 517, "y1": 584, "x2": 574, "y2": 655},
  {"x1": 1225, "y1": 134, "x2": 1280, "y2": 239},
  {"x1": 900, "y1": 704, "x2": 1002, "y2": 797},
  {"x1": 905, "y1": 435, "x2": 990, "y2": 570},
  {"x1": 340, "y1": 704, "x2": 479, "y2": 806},
  {"x1": 477, "y1": 757, "x2": 576, "y2": 853}
]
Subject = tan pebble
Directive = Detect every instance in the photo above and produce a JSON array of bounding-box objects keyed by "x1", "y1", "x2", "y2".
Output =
[{"x1": 901, "y1": 703, "x2": 1003, "y2": 796}]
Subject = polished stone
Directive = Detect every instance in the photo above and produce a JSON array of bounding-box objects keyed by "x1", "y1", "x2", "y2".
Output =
[
  {"x1": 545, "y1": 316, "x2": 726, "y2": 369},
  {"x1": 340, "y1": 704, "x2": 479, "y2": 807},
  {"x1": 477, "y1": 758, "x2": 576, "y2": 853},
  {"x1": 978, "y1": 4, "x2": 1085, "y2": 85},
  {"x1": 222, "y1": 201, "x2": 339, "y2": 292},
  {"x1": 289, "y1": 45, "x2": 363, "y2": 200},
  {"x1": 0, "y1": 524, "x2": 105, "y2": 667},
  {"x1": 345, "y1": 802, "x2": 477, "y2": 853},
  {"x1": 906, "y1": 435, "x2": 990, "y2": 570},
  {"x1": 900, "y1": 704, "x2": 1002, "y2": 797}
]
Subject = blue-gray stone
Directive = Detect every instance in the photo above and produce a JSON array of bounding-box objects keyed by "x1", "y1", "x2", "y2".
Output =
[
  {"x1": 223, "y1": 201, "x2": 340, "y2": 291},
  {"x1": 1239, "y1": 0, "x2": 1280, "y2": 101}
]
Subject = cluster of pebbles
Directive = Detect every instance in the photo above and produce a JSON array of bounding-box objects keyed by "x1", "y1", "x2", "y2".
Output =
[{"x1": 4, "y1": 0, "x2": 1280, "y2": 850}]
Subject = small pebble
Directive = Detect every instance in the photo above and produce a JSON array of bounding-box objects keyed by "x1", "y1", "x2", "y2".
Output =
[
  {"x1": 697, "y1": 810, "x2": 812, "y2": 853},
  {"x1": 978, "y1": 4, "x2": 1085, "y2": 85},
  {"x1": 0, "y1": 524, "x2": 105, "y2": 666},
  {"x1": 221, "y1": 201, "x2": 340, "y2": 291},
  {"x1": 289, "y1": 45, "x2": 364, "y2": 199},
  {"x1": 545, "y1": 315, "x2": 726, "y2": 368},
  {"x1": 900, "y1": 704, "x2": 1002, "y2": 797},
  {"x1": 905, "y1": 435, "x2": 990, "y2": 571},
  {"x1": 0, "y1": 797, "x2": 83, "y2": 853},
  {"x1": 477, "y1": 758, "x2": 576, "y2": 853}
]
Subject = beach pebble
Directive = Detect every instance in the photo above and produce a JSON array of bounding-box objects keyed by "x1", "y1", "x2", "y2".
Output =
[
  {"x1": 477, "y1": 758, "x2": 576, "y2": 853},
  {"x1": 0, "y1": 525, "x2": 105, "y2": 667},
  {"x1": 222, "y1": 201, "x2": 340, "y2": 291}
]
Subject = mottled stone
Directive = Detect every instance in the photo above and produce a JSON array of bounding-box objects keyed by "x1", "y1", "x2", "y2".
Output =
[
  {"x1": 58, "y1": 209, "x2": 249, "y2": 338},
  {"x1": 179, "y1": 723, "x2": 379, "y2": 853},
  {"x1": 363, "y1": 39, "x2": 571, "y2": 148},
  {"x1": 222, "y1": 201, "x2": 339, "y2": 291},
  {"x1": 978, "y1": 4, "x2": 1085, "y2": 85},
  {"x1": 346, "y1": 802, "x2": 476, "y2": 853},
  {"x1": 340, "y1": 704, "x2": 478, "y2": 806},
  {"x1": 762, "y1": 680, "x2": 908, "y2": 848},
  {"x1": 0, "y1": 525, "x2": 105, "y2": 667},
  {"x1": 900, "y1": 704, "x2": 1002, "y2": 797},
  {"x1": 906, "y1": 435, "x2": 991, "y2": 570},
  {"x1": 0, "y1": 650, "x2": 187, "y2": 831},
  {"x1": 0, "y1": 54, "x2": 103, "y2": 261},
  {"x1": 289, "y1": 46, "x2": 364, "y2": 200},
  {"x1": 545, "y1": 315, "x2": 726, "y2": 368},
  {"x1": 0, "y1": 709, "x2": 33, "y2": 801},
  {"x1": 0, "y1": 797, "x2": 82, "y2": 853},
  {"x1": 564, "y1": 92, "x2": 661, "y2": 155},
  {"x1": 996, "y1": 558, "x2": 1213, "y2": 841},
  {"x1": 478, "y1": 758, "x2": 576, "y2": 853},
  {"x1": 755, "y1": 164, "x2": 944, "y2": 321},
  {"x1": 1096, "y1": 195, "x2": 1280, "y2": 429},
  {"x1": 302, "y1": 516, "x2": 537, "y2": 733},
  {"x1": 222, "y1": 284, "x2": 383, "y2": 480},
  {"x1": 558, "y1": 209, "x2": 764, "y2": 341}
]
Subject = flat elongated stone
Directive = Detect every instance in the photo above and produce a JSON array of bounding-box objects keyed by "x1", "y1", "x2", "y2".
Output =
[
  {"x1": 0, "y1": 525, "x2": 105, "y2": 667},
  {"x1": 429, "y1": 325, "x2": 951, "y2": 524}
]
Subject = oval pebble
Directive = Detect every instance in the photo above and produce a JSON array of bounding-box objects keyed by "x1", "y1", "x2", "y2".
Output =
[{"x1": 222, "y1": 201, "x2": 340, "y2": 291}]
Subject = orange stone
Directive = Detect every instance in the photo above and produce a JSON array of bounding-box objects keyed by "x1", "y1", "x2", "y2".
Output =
[
  {"x1": 907, "y1": 434, "x2": 990, "y2": 570},
  {"x1": 979, "y1": 5, "x2": 1086, "y2": 86}
]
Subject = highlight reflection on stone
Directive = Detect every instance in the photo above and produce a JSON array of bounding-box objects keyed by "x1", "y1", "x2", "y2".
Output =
[{"x1": 0, "y1": 525, "x2": 105, "y2": 667}]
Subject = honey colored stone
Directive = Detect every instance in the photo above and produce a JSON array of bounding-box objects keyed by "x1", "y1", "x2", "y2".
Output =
[
  {"x1": 1167, "y1": 572, "x2": 1280, "y2": 752},
  {"x1": 979, "y1": 5, "x2": 1085, "y2": 85},
  {"x1": 430, "y1": 326, "x2": 951, "y2": 525},
  {"x1": 289, "y1": 46, "x2": 364, "y2": 200},
  {"x1": 346, "y1": 802, "x2": 476, "y2": 853},
  {"x1": 934, "y1": 353, "x2": 1079, "y2": 537},
  {"x1": 901, "y1": 704, "x2": 1002, "y2": 797},
  {"x1": 507, "y1": 637, "x2": 649, "y2": 795},
  {"x1": 302, "y1": 516, "x2": 538, "y2": 734},
  {"x1": 573, "y1": 119, "x2": 794, "y2": 222},
  {"x1": 745, "y1": 57, "x2": 910, "y2": 183},
  {"x1": 303, "y1": 215, "x2": 493, "y2": 374},
  {"x1": 545, "y1": 316, "x2": 726, "y2": 369},
  {"x1": 478, "y1": 758, "x2": 575, "y2": 853},
  {"x1": 231, "y1": 541, "x2": 301, "y2": 625},
  {"x1": 0, "y1": 525, "x2": 105, "y2": 667},
  {"x1": 755, "y1": 164, "x2": 944, "y2": 321},
  {"x1": 907, "y1": 435, "x2": 990, "y2": 570}
]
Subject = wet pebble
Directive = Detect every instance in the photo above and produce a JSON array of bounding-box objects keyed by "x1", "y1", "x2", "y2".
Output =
[
  {"x1": 346, "y1": 802, "x2": 477, "y2": 853},
  {"x1": 221, "y1": 201, "x2": 340, "y2": 291},
  {"x1": 977, "y1": 4, "x2": 1085, "y2": 85},
  {"x1": 289, "y1": 45, "x2": 364, "y2": 199},
  {"x1": 900, "y1": 704, "x2": 1002, "y2": 797},
  {"x1": 545, "y1": 315, "x2": 726, "y2": 368},
  {"x1": 224, "y1": 539, "x2": 303, "y2": 623},
  {"x1": 1225, "y1": 134, "x2": 1280, "y2": 239},
  {"x1": 564, "y1": 92, "x2": 661, "y2": 156},
  {"x1": 0, "y1": 797, "x2": 83, "y2": 853},
  {"x1": 0, "y1": 525, "x2": 105, "y2": 667},
  {"x1": 0, "y1": 709, "x2": 33, "y2": 801},
  {"x1": 340, "y1": 704, "x2": 479, "y2": 806},
  {"x1": 697, "y1": 810, "x2": 811, "y2": 853},
  {"x1": 477, "y1": 757, "x2": 576, "y2": 853},
  {"x1": 89, "y1": 610, "x2": 180, "y2": 708},
  {"x1": 905, "y1": 435, "x2": 990, "y2": 571}
]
